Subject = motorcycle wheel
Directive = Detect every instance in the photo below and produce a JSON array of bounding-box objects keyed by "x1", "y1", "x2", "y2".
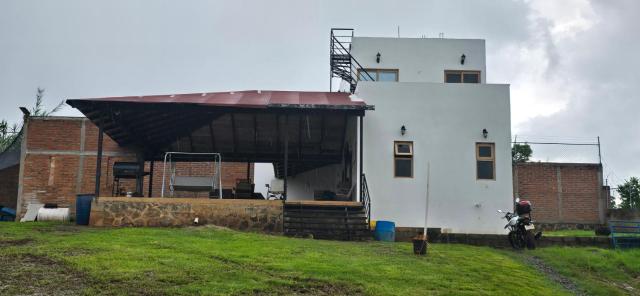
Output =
[
  {"x1": 525, "y1": 230, "x2": 536, "y2": 250},
  {"x1": 508, "y1": 231, "x2": 525, "y2": 250}
]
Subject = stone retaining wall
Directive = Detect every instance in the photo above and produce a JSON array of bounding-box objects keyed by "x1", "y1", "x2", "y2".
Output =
[
  {"x1": 89, "y1": 197, "x2": 283, "y2": 233},
  {"x1": 394, "y1": 227, "x2": 612, "y2": 248},
  {"x1": 431, "y1": 233, "x2": 612, "y2": 248}
]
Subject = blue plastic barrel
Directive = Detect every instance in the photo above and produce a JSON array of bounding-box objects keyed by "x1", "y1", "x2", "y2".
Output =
[
  {"x1": 75, "y1": 194, "x2": 95, "y2": 225},
  {"x1": 374, "y1": 221, "x2": 396, "y2": 242}
]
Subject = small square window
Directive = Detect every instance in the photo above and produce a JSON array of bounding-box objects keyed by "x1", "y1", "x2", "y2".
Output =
[
  {"x1": 463, "y1": 73, "x2": 479, "y2": 83},
  {"x1": 445, "y1": 73, "x2": 462, "y2": 83},
  {"x1": 379, "y1": 71, "x2": 398, "y2": 82},
  {"x1": 395, "y1": 158, "x2": 413, "y2": 178},
  {"x1": 394, "y1": 142, "x2": 413, "y2": 156},
  {"x1": 477, "y1": 161, "x2": 494, "y2": 180},
  {"x1": 478, "y1": 146, "x2": 492, "y2": 158}
]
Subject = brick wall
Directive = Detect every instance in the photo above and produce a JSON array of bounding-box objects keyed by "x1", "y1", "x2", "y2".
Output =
[
  {"x1": 514, "y1": 162, "x2": 605, "y2": 225},
  {"x1": 17, "y1": 117, "x2": 252, "y2": 218},
  {"x1": 0, "y1": 164, "x2": 19, "y2": 209}
]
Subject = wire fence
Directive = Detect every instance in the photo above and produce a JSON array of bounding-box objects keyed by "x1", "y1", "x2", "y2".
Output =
[{"x1": 512, "y1": 135, "x2": 601, "y2": 164}]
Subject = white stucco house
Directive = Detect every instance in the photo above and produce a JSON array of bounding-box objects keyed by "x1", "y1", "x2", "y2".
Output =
[
  {"x1": 64, "y1": 28, "x2": 512, "y2": 237},
  {"x1": 257, "y1": 30, "x2": 513, "y2": 235}
]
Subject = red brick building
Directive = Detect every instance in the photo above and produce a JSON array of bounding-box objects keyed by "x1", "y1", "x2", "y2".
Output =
[
  {"x1": 0, "y1": 116, "x2": 252, "y2": 219},
  {"x1": 513, "y1": 162, "x2": 608, "y2": 228}
]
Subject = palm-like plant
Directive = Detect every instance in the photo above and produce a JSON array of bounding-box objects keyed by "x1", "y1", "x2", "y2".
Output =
[{"x1": 0, "y1": 88, "x2": 64, "y2": 152}]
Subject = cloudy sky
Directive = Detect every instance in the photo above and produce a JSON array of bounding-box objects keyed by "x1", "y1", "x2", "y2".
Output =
[{"x1": 1, "y1": 0, "x2": 638, "y2": 186}]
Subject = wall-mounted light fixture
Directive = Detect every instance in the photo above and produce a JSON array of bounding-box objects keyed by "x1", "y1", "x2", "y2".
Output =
[
  {"x1": 376, "y1": 52, "x2": 381, "y2": 63},
  {"x1": 401, "y1": 125, "x2": 406, "y2": 136},
  {"x1": 460, "y1": 54, "x2": 466, "y2": 65},
  {"x1": 482, "y1": 128, "x2": 488, "y2": 138}
]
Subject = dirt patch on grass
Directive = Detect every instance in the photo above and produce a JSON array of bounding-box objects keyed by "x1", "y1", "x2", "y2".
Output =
[
  {"x1": 0, "y1": 238, "x2": 33, "y2": 247},
  {"x1": 212, "y1": 255, "x2": 364, "y2": 295},
  {"x1": 525, "y1": 256, "x2": 586, "y2": 296},
  {"x1": 0, "y1": 254, "x2": 89, "y2": 296}
]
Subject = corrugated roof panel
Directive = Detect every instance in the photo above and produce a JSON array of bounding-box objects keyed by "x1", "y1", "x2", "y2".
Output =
[{"x1": 67, "y1": 90, "x2": 371, "y2": 110}]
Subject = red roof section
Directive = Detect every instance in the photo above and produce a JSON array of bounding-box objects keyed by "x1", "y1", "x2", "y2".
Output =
[{"x1": 70, "y1": 90, "x2": 371, "y2": 110}]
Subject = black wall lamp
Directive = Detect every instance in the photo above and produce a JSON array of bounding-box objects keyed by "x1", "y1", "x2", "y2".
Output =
[
  {"x1": 376, "y1": 52, "x2": 381, "y2": 63},
  {"x1": 401, "y1": 125, "x2": 406, "y2": 136},
  {"x1": 482, "y1": 128, "x2": 488, "y2": 138},
  {"x1": 460, "y1": 54, "x2": 466, "y2": 65}
]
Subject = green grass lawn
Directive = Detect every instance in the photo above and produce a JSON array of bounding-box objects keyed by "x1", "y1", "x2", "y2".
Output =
[
  {"x1": 0, "y1": 223, "x2": 637, "y2": 295},
  {"x1": 543, "y1": 229, "x2": 600, "y2": 237},
  {"x1": 530, "y1": 247, "x2": 640, "y2": 295}
]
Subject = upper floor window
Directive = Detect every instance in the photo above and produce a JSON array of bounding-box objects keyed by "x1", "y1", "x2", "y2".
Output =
[
  {"x1": 445, "y1": 71, "x2": 481, "y2": 83},
  {"x1": 358, "y1": 69, "x2": 399, "y2": 82}
]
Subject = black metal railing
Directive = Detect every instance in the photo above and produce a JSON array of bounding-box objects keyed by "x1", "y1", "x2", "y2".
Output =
[
  {"x1": 361, "y1": 173, "x2": 371, "y2": 231},
  {"x1": 330, "y1": 28, "x2": 374, "y2": 93}
]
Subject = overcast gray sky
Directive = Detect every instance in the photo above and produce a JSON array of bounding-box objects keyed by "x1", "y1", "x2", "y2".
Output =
[{"x1": 1, "y1": 0, "x2": 638, "y2": 186}]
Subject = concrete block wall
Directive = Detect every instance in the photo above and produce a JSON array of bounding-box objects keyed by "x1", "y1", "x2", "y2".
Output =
[
  {"x1": 16, "y1": 117, "x2": 253, "y2": 219},
  {"x1": 514, "y1": 162, "x2": 606, "y2": 225}
]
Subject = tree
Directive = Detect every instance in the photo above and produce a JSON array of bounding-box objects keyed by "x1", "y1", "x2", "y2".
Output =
[
  {"x1": 617, "y1": 177, "x2": 640, "y2": 209},
  {"x1": 0, "y1": 120, "x2": 19, "y2": 152},
  {"x1": 512, "y1": 143, "x2": 532, "y2": 163},
  {"x1": 0, "y1": 88, "x2": 64, "y2": 152},
  {"x1": 31, "y1": 88, "x2": 65, "y2": 116}
]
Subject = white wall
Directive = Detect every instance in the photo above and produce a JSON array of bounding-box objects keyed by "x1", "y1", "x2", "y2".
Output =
[
  {"x1": 357, "y1": 82, "x2": 512, "y2": 234},
  {"x1": 351, "y1": 37, "x2": 487, "y2": 84},
  {"x1": 253, "y1": 163, "x2": 274, "y2": 198}
]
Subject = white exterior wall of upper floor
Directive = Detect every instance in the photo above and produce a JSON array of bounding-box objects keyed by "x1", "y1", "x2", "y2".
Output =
[
  {"x1": 355, "y1": 82, "x2": 512, "y2": 234},
  {"x1": 350, "y1": 37, "x2": 487, "y2": 84}
]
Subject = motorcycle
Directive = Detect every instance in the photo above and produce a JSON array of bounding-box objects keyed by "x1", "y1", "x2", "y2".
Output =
[{"x1": 497, "y1": 198, "x2": 542, "y2": 250}]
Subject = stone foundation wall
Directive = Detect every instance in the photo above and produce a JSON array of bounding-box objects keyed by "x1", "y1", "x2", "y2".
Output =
[
  {"x1": 89, "y1": 197, "x2": 283, "y2": 233},
  {"x1": 535, "y1": 222, "x2": 601, "y2": 231}
]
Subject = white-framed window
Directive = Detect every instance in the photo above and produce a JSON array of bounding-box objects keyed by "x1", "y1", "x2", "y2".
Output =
[{"x1": 394, "y1": 141, "x2": 413, "y2": 178}]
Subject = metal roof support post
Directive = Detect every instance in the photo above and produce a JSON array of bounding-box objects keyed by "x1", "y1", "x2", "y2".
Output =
[
  {"x1": 135, "y1": 152, "x2": 145, "y2": 196},
  {"x1": 284, "y1": 115, "x2": 289, "y2": 201},
  {"x1": 148, "y1": 161, "x2": 154, "y2": 197},
  {"x1": 94, "y1": 127, "x2": 104, "y2": 199},
  {"x1": 359, "y1": 115, "x2": 364, "y2": 202}
]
